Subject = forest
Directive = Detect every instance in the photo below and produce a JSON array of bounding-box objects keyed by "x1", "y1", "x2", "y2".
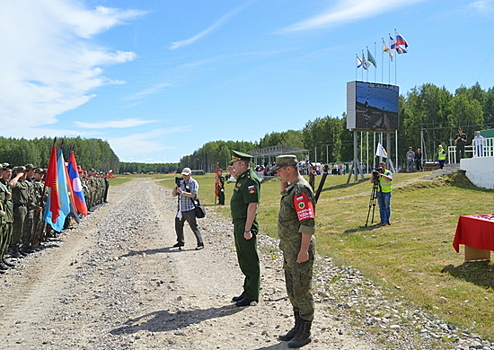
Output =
[{"x1": 1, "y1": 82, "x2": 493, "y2": 174}]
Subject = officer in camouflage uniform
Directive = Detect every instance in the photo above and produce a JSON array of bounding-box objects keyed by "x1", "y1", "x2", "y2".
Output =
[
  {"x1": 21, "y1": 164, "x2": 38, "y2": 253},
  {"x1": 32, "y1": 168, "x2": 46, "y2": 249},
  {"x1": 9, "y1": 166, "x2": 30, "y2": 257},
  {"x1": 229, "y1": 151, "x2": 261, "y2": 307},
  {"x1": 0, "y1": 164, "x2": 14, "y2": 269},
  {"x1": 272, "y1": 155, "x2": 316, "y2": 348}
]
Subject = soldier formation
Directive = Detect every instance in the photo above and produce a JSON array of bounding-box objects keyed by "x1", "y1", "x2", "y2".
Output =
[{"x1": 0, "y1": 162, "x2": 109, "y2": 273}]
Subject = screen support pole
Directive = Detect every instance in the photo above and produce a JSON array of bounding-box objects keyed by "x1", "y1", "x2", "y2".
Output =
[{"x1": 347, "y1": 131, "x2": 365, "y2": 183}]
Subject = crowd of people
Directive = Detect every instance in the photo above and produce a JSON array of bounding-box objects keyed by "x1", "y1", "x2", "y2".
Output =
[{"x1": 0, "y1": 162, "x2": 109, "y2": 272}]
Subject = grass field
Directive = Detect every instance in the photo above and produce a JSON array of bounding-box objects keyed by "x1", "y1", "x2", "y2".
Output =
[{"x1": 110, "y1": 170, "x2": 494, "y2": 340}]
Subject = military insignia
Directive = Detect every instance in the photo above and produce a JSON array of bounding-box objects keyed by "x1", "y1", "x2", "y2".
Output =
[
  {"x1": 294, "y1": 192, "x2": 314, "y2": 221},
  {"x1": 248, "y1": 185, "x2": 256, "y2": 194}
]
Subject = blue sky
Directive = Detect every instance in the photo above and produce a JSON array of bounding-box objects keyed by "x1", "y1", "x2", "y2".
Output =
[{"x1": 1, "y1": 0, "x2": 493, "y2": 163}]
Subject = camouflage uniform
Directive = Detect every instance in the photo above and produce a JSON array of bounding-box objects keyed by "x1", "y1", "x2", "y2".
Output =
[
  {"x1": 278, "y1": 176, "x2": 316, "y2": 322},
  {"x1": 0, "y1": 165, "x2": 14, "y2": 261},
  {"x1": 11, "y1": 166, "x2": 29, "y2": 254}
]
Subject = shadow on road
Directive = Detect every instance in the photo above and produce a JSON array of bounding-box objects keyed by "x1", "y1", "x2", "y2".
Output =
[{"x1": 110, "y1": 304, "x2": 244, "y2": 335}]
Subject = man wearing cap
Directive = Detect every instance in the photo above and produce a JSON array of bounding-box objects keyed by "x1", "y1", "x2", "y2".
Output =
[
  {"x1": 272, "y1": 155, "x2": 316, "y2": 348},
  {"x1": 454, "y1": 128, "x2": 468, "y2": 162},
  {"x1": 0, "y1": 164, "x2": 15, "y2": 271},
  {"x1": 229, "y1": 150, "x2": 261, "y2": 307},
  {"x1": 9, "y1": 166, "x2": 30, "y2": 257},
  {"x1": 32, "y1": 168, "x2": 46, "y2": 249},
  {"x1": 172, "y1": 167, "x2": 204, "y2": 250},
  {"x1": 20, "y1": 164, "x2": 39, "y2": 253}
]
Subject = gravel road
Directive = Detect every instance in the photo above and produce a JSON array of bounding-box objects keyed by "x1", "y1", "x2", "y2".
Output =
[{"x1": 0, "y1": 178, "x2": 490, "y2": 350}]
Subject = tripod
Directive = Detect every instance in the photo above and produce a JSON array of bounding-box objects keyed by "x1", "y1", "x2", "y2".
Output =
[{"x1": 365, "y1": 175, "x2": 382, "y2": 226}]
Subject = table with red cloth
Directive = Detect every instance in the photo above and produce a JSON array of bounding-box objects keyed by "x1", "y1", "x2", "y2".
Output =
[{"x1": 453, "y1": 214, "x2": 494, "y2": 261}]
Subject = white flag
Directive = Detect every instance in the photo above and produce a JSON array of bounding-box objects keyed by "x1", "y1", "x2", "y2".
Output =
[{"x1": 375, "y1": 143, "x2": 388, "y2": 158}]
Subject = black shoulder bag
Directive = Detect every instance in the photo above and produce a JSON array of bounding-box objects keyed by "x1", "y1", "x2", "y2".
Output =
[{"x1": 190, "y1": 196, "x2": 206, "y2": 218}]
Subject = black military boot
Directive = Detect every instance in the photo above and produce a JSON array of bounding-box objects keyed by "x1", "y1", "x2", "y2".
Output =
[
  {"x1": 287, "y1": 319, "x2": 312, "y2": 348},
  {"x1": 278, "y1": 312, "x2": 302, "y2": 341}
]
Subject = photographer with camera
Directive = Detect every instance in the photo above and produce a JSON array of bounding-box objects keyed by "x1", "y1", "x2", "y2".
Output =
[
  {"x1": 370, "y1": 162, "x2": 393, "y2": 226},
  {"x1": 171, "y1": 167, "x2": 204, "y2": 250}
]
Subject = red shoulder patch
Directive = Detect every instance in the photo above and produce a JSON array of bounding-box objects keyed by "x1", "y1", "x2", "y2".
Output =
[{"x1": 293, "y1": 192, "x2": 315, "y2": 221}]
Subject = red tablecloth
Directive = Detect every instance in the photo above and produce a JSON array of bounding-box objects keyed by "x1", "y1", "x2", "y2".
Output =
[{"x1": 453, "y1": 215, "x2": 494, "y2": 253}]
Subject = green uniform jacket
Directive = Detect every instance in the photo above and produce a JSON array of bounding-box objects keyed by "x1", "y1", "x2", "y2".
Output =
[
  {"x1": 278, "y1": 176, "x2": 315, "y2": 254},
  {"x1": 230, "y1": 168, "x2": 260, "y2": 220}
]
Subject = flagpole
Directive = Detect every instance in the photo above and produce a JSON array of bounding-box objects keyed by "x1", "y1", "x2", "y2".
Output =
[
  {"x1": 381, "y1": 38, "x2": 384, "y2": 83},
  {"x1": 394, "y1": 29, "x2": 398, "y2": 85},
  {"x1": 373, "y1": 42, "x2": 377, "y2": 82}
]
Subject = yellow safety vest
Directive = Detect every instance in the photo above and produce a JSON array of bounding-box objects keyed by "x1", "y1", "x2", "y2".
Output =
[{"x1": 379, "y1": 170, "x2": 392, "y2": 193}]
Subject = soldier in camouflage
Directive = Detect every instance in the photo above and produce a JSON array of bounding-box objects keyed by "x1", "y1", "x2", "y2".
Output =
[
  {"x1": 0, "y1": 164, "x2": 15, "y2": 271},
  {"x1": 272, "y1": 155, "x2": 316, "y2": 348}
]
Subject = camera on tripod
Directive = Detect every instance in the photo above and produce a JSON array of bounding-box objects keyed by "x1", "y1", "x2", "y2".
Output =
[
  {"x1": 372, "y1": 166, "x2": 383, "y2": 180},
  {"x1": 175, "y1": 176, "x2": 183, "y2": 186}
]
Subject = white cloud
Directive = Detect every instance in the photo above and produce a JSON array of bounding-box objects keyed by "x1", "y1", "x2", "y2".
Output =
[
  {"x1": 76, "y1": 118, "x2": 156, "y2": 129},
  {"x1": 279, "y1": 0, "x2": 426, "y2": 33},
  {"x1": 0, "y1": 0, "x2": 144, "y2": 129},
  {"x1": 170, "y1": 2, "x2": 251, "y2": 49},
  {"x1": 469, "y1": 0, "x2": 494, "y2": 12},
  {"x1": 108, "y1": 127, "x2": 191, "y2": 161},
  {"x1": 126, "y1": 83, "x2": 173, "y2": 101}
]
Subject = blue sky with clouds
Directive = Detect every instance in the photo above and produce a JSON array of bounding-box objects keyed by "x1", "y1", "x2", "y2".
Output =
[{"x1": 1, "y1": 0, "x2": 493, "y2": 163}]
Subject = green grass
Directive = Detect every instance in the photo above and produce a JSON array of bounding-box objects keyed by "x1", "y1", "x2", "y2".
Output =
[{"x1": 115, "y1": 171, "x2": 494, "y2": 340}]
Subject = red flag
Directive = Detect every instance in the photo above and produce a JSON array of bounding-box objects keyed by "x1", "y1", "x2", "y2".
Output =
[
  {"x1": 67, "y1": 151, "x2": 88, "y2": 216},
  {"x1": 214, "y1": 162, "x2": 220, "y2": 198},
  {"x1": 44, "y1": 141, "x2": 60, "y2": 223}
]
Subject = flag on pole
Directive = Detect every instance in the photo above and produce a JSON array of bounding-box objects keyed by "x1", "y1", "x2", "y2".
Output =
[
  {"x1": 67, "y1": 151, "x2": 88, "y2": 216},
  {"x1": 356, "y1": 54, "x2": 363, "y2": 68},
  {"x1": 375, "y1": 143, "x2": 388, "y2": 158},
  {"x1": 382, "y1": 39, "x2": 394, "y2": 61},
  {"x1": 44, "y1": 150, "x2": 71, "y2": 232},
  {"x1": 361, "y1": 51, "x2": 369, "y2": 70},
  {"x1": 43, "y1": 140, "x2": 60, "y2": 224},
  {"x1": 367, "y1": 48, "x2": 377, "y2": 68},
  {"x1": 214, "y1": 162, "x2": 220, "y2": 198},
  {"x1": 395, "y1": 30, "x2": 409, "y2": 48}
]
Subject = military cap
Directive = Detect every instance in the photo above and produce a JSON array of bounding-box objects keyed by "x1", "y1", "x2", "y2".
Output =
[
  {"x1": 1, "y1": 162, "x2": 11, "y2": 170},
  {"x1": 35, "y1": 167, "x2": 45, "y2": 174},
  {"x1": 231, "y1": 150, "x2": 253, "y2": 162},
  {"x1": 271, "y1": 154, "x2": 298, "y2": 171},
  {"x1": 15, "y1": 165, "x2": 27, "y2": 172},
  {"x1": 25, "y1": 163, "x2": 35, "y2": 170}
]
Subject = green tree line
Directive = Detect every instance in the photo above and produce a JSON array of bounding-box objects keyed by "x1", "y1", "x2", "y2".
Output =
[
  {"x1": 178, "y1": 82, "x2": 494, "y2": 170},
  {"x1": 2, "y1": 83, "x2": 493, "y2": 174},
  {"x1": 0, "y1": 137, "x2": 119, "y2": 172}
]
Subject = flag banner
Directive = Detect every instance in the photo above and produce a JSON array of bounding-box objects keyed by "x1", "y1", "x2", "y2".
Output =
[
  {"x1": 214, "y1": 162, "x2": 220, "y2": 198},
  {"x1": 43, "y1": 141, "x2": 60, "y2": 225},
  {"x1": 395, "y1": 30, "x2": 409, "y2": 48},
  {"x1": 375, "y1": 142, "x2": 388, "y2": 158},
  {"x1": 356, "y1": 55, "x2": 363, "y2": 68},
  {"x1": 367, "y1": 48, "x2": 377, "y2": 68},
  {"x1": 67, "y1": 151, "x2": 88, "y2": 216},
  {"x1": 382, "y1": 39, "x2": 394, "y2": 61},
  {"x1": 361, "y1": 51, "x2": 369, "y2": 70},
  {"x1": 63, "y1": 159, "x2": 81, "y2": 224},
  {"x1": 44, "y1": 150, "x2": 71, "y2": 232}
]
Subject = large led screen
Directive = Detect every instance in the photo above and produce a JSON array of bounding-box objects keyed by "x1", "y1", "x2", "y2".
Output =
[{"x1": 347, "y1": 81, "x2": 399, "y2": 131}]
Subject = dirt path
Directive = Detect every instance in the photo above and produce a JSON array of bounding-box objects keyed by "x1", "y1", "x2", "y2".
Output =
[{"x1": 0, "y1": 178, "x2": 379, "y2": 350}]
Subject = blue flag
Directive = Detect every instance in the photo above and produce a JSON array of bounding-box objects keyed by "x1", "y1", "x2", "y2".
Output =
[{"x1": 43, "y1": 150, "x2": 71, "y2": 232}]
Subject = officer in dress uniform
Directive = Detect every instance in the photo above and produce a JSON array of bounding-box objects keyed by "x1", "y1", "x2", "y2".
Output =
[
  {"x1": 9, "y1": 166, "x2": 30, "y2": 257},
  {"x1": 229, "y1": 151, "x2": 261, "y2": 307},
  {"x1": 272, "y1": 155, "x2": 316, "y2": 348}
]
